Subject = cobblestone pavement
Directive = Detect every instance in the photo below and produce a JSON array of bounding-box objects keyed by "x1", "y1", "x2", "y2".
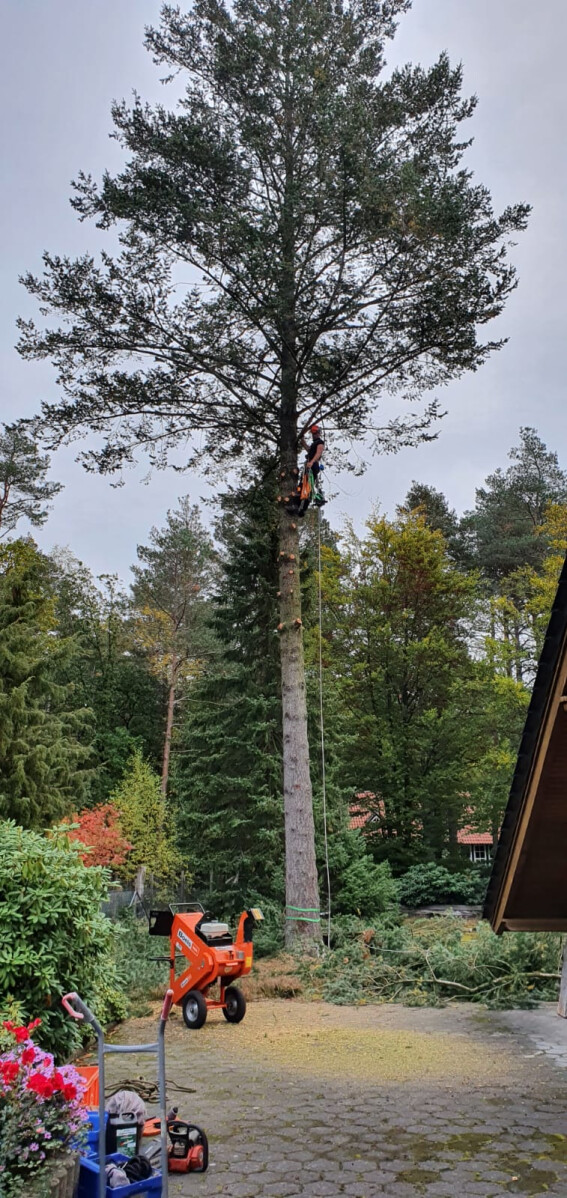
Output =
[{"x1": 100, "y1": 1000, "x2": 567, "y2": 1197}]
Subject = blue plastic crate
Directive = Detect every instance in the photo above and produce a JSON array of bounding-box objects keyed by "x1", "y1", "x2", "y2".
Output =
[
  {"x1": 78, "y1": 1152, "x2": 162, "y2": 1198},
  {"x1": 85, "y1": 1109, "x2": 109, "y2": 1157}
]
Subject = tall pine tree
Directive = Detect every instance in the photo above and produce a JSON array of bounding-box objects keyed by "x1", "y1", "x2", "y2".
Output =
[
  {"x1": 465, "y1": 428, "x2": 567, "y2": 582},
  {"x1": 0, "y1": 420, "x2": 61, "y2": 537},
  {"x1": 20, "y1": 0, "x2": 528, "y2": 941}
]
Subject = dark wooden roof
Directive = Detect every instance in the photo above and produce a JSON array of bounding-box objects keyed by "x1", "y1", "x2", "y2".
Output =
[{"x1": 484, "y1": 554, "x2": 567, "y2": 933}]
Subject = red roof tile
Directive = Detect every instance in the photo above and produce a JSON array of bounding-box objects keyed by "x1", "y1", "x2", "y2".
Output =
[{"x1": 457, "y1": 829, "x2": 494, "y2": 845}]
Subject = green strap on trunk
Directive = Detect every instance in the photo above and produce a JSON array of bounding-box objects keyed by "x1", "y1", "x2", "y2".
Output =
[{"x1": 285, "y1": 904, "x2": 321, "y2": 923}]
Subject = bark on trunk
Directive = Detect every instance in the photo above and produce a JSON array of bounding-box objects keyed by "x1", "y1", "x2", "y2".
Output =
[
  {"x1": 161, "y1": 658, "x2": 177, "y2": 796},
  {"x1": 279, "y1": 442, "x2": 321, "y2": 948}
]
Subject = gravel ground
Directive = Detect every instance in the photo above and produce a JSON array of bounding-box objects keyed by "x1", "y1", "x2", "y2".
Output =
[{"x1": 93, "y1": 999, "x2": 567, "y2": 1197}]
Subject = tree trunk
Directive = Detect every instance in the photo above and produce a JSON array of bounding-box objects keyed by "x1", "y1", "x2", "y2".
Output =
[
  {"x1": 277, "y1": 49, "x2": 321, "y2": 948},
  {"x1": 134, "y1": 864, "x2": 146, "y2": 902},
  {"x1": 279, "y1": 436, "x2": 321, "y2": 948},
  {"x1": 161, "y1": 658, "x2": 177, "y2": 795},
  {"x1": 558, "y1": 938, "x2": 567, "y2": 1018}
]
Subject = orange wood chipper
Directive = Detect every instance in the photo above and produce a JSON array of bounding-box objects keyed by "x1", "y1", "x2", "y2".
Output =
[{"x1": 149, "y1": 904, "x2": 263, "y2": 1029}]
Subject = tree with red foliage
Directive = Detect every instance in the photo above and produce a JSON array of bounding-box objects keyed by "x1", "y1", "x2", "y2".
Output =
[{"x1": 69, "y1": 803, "x2": 132, "y2": 869}]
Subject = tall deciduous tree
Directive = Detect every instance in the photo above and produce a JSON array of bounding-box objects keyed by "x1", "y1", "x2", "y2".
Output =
[
  {"x1": 320, "y1": 511, "x2": 478, "y2": 868},
  {"x1": 19, "y1": 1, "x2": 528, "y2": 941},
  {"x1": 0, "y1": 421, "x2": 61, "y2": 537},
  {"x1": 0, "y1": 540, "x2": 93, "y2": 827},
  {"x1": 131, "y1": 499, "x2": 215, "y2": 794},
  {"x1": 403, "y1": 481, "x2": 471, "y2": 568}
]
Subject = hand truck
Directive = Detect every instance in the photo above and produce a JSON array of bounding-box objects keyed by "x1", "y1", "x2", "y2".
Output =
[{"x1": 62, "y1": 989, "x2": 173, "y2": 1198}]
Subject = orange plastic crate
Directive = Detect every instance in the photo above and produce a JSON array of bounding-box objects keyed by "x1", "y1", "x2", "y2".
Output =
[{"x1": 76, "y1": 1066, "x2": 99, "y2": 1107}]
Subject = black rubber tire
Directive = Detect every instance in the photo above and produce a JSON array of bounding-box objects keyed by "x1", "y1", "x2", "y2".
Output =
[
  {"x1": 222, "y1": 986, "x2": 247, "y2": 1023},
  {"x1": 182, "y1": 990, "x2": 208, "y2": 1030}
]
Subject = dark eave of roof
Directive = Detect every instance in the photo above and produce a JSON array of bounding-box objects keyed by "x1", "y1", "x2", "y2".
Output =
[{"x1": 483, "y1": 551, "x2": 567, "y2": 928}]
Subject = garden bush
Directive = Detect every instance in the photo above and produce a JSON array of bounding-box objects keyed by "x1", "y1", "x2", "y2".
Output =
[
  {"x1": 397, "y1": 862, "x2": 488, "y2": 907},
  {"x1": 333, "y1": 856, "x2": 399, "y2": 918},
  {"x1": 111, "y1": 911, "x2": 170, "y2": 1015},
  {"x1": 0, "y1": 822, "x2": 126, "y2": 1060}
]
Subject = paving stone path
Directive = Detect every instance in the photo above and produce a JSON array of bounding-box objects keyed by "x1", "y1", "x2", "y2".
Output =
[{"x1": 100, "y1": 1000, "x2": 567, "y2": 1197}]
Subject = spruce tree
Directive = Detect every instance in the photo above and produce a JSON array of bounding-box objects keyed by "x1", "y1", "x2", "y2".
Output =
[
  {"x1": 20, "y1": 1, "x2": 528, "y2": 942},
  {"x1": 174, "y1": 475, "x2": 284, "y2": 913},
  {"x1": 0, "y1": 540, "x2": 92, "y2": 827},
  {"x1": 49, "y1": 551, "x2": 166, "y2": 801}
]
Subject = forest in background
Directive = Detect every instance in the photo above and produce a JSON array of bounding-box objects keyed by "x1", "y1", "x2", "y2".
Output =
[{"x1": 1, "y1": 421, "x2": 565, "y2": 925}]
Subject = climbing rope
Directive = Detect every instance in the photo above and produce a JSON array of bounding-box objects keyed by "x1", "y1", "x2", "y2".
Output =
[{"x1": 317, "y1": 507, "x2": 332, "y2": 949}]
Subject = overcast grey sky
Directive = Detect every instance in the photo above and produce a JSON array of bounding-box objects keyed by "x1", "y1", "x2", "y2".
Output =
[{"x1": 1, "y1": 0, "x2": 565, "y2": 579}]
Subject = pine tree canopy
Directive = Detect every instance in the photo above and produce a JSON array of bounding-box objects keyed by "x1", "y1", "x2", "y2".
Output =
[
  {"x1": 465, "y1": 427, "x2": 567, "y2": 581},
  {"x1": 0, "y1": 421, "x2": 62, "y2": 537},
  {"x1": 19, "y1": 0, "x2": 529, "y2": 472}
]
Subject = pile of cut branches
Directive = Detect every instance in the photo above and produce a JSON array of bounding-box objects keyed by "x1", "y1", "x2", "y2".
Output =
[{"x1": 302, "y1": 916, "x2": 561, "y2": 1009}]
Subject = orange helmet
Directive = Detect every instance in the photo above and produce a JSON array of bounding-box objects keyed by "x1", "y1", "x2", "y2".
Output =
[{"x1": 311, "y1": 424, "x2": 320, "y2": 434}]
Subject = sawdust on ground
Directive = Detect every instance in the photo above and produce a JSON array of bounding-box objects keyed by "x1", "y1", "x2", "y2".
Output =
[{"x1": 146, "y1": 998, "x2": 521, "y2": 1086}]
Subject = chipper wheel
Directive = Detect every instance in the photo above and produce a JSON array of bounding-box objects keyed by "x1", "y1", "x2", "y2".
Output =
[
  {"x1": 182, "y1": 990, "x2": 208, "y2": 1030},
  {"x1": 222, "y1": 986, "x2": 246, "y2": 1023}
]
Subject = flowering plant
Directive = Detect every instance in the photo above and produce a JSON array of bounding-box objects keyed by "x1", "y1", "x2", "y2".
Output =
[{"x1": 0, "y1": 1019, "x2": 88, "y2": 1196}]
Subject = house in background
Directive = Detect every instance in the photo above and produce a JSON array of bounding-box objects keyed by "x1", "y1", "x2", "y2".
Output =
[
  {"x1": 456, "y1": 826, "x2": 493, "y2": 864},
  {"x1": 349, "y1": 796, "x2": 494, "y2": 864}
]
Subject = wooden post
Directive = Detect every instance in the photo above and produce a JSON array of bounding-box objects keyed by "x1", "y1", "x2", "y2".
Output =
[
  {"x1": 557, "y1": 937, "x2": 567, "y2": 1018},
  {"x1": 134, "y1": 865, "x2": 146, "y2": 904}
]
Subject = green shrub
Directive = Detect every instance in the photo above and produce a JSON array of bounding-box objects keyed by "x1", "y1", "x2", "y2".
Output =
[
  {"x1": 0, "y1": 821, "x2": 126, "y2": 1060},
  {"x1": 397, "y1": 863, "x2": 488, "y2": 907},
  {"x1": 245, "y1": 899, "x2": 284, "y2": 958},
  {"x1": 333, "y1": 856, "x2": 399, "y2": 918},
  {"x1": 111, "y1": 911, "x2": 170, "y2": 1014}
]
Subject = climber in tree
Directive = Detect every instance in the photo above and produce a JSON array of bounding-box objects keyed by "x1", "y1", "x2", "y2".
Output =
[
  {"x1": 302, "y1": 425, "x2": 326, "y2": 508},
  {"x1": 302, "y1": 424, "x2": 325, "y2": 483},
  {"x1": 286, "y1": 424, "x2": 326, "y2": 516}
]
